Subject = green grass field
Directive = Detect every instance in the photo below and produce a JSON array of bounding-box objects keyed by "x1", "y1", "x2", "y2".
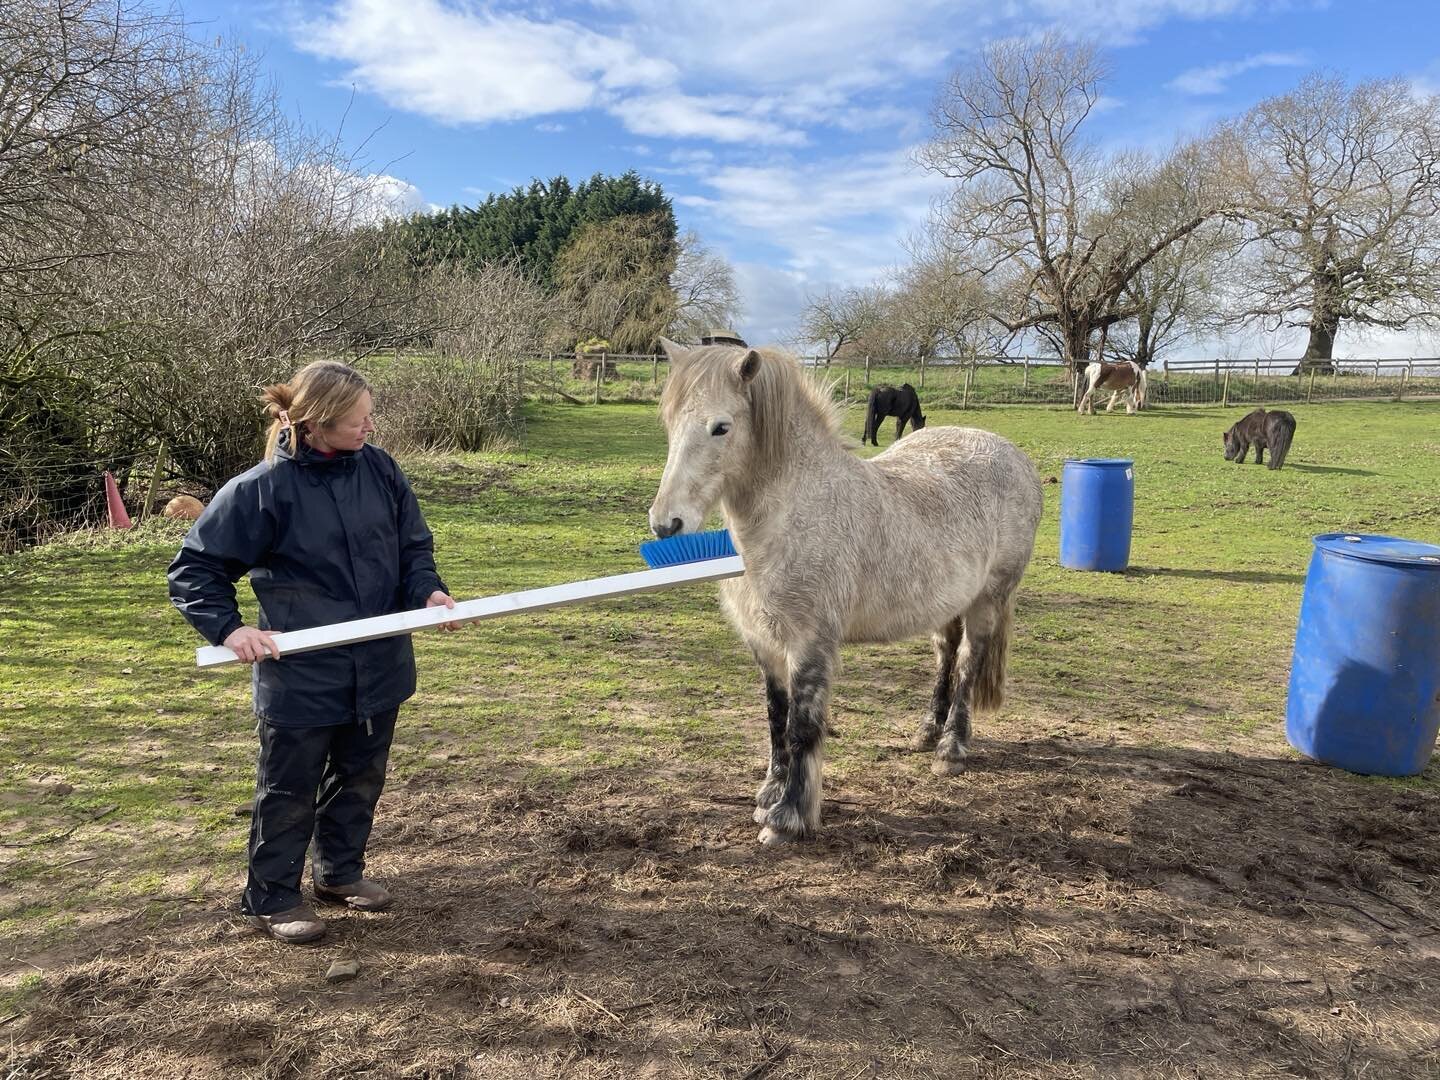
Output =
[{"x1": 2, "y1": 398, "x2": 1439, "y2": 1077}]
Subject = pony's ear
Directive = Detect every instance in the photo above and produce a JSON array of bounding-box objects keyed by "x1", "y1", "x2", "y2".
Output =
[
  {"x1": 657, "y1": 337, "x2": 683, "y2": 360},
  {"x1": 735, "y1": 349, "x2": 761, "y2": 384}
]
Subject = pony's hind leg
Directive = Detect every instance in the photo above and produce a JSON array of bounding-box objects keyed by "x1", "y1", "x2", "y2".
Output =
[
  {"x1": 934, "y1": 589, "x2": 1015, "y2": 776},
  {"x1": 759, "y1": 641, "x2": 836, "y2": 845},
  {"x1": 911, "y1": 617, "x2": 964, "y2": 752}
]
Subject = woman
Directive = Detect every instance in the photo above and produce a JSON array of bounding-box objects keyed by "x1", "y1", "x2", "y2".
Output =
[{"x1": 168, "y1": 360, "x2": 459, "y2": 944}]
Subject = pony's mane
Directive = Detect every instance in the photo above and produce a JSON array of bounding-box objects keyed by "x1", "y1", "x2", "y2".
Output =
[{"x1": 663, "y1": 345, "x2": 844, "y2": 476}]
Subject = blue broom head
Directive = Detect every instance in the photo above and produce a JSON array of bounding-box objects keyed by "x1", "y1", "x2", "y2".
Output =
[{"x1": 639, "y1": 528, "x2": 738, "y2": 569}]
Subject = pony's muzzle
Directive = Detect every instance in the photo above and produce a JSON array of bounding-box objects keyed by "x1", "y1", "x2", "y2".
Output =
[{"x1": 651, "y1": 516, "x2": 684, "y2": 539}]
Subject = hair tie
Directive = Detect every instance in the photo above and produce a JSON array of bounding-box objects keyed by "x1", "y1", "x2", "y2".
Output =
[{"x1": 278, "y1": 409, "x2": 291, "y2": 429}]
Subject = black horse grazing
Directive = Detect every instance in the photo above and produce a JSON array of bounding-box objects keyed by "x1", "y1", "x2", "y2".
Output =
[
  {"x1": 863, "y1": 383, "x2": 926, "y2": 446},
  {"x1": 1223, "y1": 408, "x2": 1297, "y2": 470}
]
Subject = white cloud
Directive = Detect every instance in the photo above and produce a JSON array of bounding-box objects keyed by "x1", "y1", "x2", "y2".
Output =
[
  {"x1": 535, "y1": 122, "x2": 567, "y2": 134},
  {"x1": 1167, "y1": 51, "x2": 1307, "y2": 95},
  {"x1": 289, "y1": 0, "x2": 1306, "y2": 146},
  {"x1": 675, "y1": 149, "x2": 950, "y2": 341},
  {"x1": 610, "y1": 94, "x2": 806, "y2": 146},
  {"x1": 352, "y1": 172, "x2": 434, "y2": 221},
  {"x1": 294, "y1": 0, "x2": 673, "y2": 125}
]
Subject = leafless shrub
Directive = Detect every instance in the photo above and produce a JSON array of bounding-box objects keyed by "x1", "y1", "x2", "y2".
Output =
[{"x1": 373, "y1": 264, "x2": 551, "y2": 452}]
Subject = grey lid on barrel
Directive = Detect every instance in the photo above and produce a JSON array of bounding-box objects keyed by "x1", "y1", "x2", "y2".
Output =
[
  {"x1": 1063, "y1": 458, "x2": 1134, "y2": 467},
  {"x1": 1313, "y1": 533, "x2": 1440, "y2": 568}
]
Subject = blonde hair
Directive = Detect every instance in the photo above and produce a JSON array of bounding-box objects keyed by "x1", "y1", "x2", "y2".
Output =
[{"x1": 259, "y1": 361, "x2": 372, "y2": 462}]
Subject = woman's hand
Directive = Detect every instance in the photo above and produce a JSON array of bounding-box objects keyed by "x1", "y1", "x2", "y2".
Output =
[
  {"x1": 224, "y1": 625, "x2": 281, "y2": 663},
  {"x1": 426, "y1": 590, "x2": 461, "y2": 632}
]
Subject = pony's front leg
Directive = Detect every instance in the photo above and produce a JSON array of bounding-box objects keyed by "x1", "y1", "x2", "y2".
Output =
[
  {"x1": 1105, "y1": 390, "x2": 1119, "y2": 413},
  {"x1": 753, "y1": 670, "x2": 790, "y2": 824},
  {"x1": 1124, "y1": 389, "x2": 1136, "y2": 415},
  {"x1": 758, "y1": 643, "x2": 836, "y2": 845}
]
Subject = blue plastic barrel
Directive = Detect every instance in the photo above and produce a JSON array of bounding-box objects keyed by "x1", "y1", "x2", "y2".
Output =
[
  {"x1": 1286, "y1": 533, "x2": 1440, "y2": 777},
  {"x1": 1059, "y1": 458, "x2": 1134, "y2": 572}
]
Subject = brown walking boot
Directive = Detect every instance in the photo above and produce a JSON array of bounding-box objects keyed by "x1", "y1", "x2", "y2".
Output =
[
  {"x1": 314, "y1": 878, "x2": 392, "y2": 911},
  {"x1": 246, "y1": 903, "x2": 327, "y2": 944}
]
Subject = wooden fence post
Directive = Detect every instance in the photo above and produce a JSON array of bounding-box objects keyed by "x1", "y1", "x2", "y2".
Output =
[
  {"x1": 1213, "y1": 358, "x2": 1220, "y2": 386},
  {"x1": 844, "y1": 367, "x2": 851, "y2": 401},
  {"x1": 1373, "y1": 359, "x2": 1381, "y2": 385},
  {"x1": 962, "y1": 363, "x2": 973, "y2": 409},
  {"x1": 594, "y1": 356, "x2": 603, "y2": 404},
  {"x1": 864, "y1": 355, "x2": 871, "y2": 387},
  {"x1": 1022, "y1": 355, "x2": 1030, "y2": 390},
  {"x1": 652, "y1": 353, "x2": 659, "y2": 387},
  {"x1": 140, "y1": 442, "x2": 167, "y2": 522},
  {"x1": 919, "y1": 355, "x2": 926, "y2": 389},
  {"x1": 1306, "y1": 367, "x2": 1316, "y2": 404},
  {"x1": 1221, "y1": 369, "x2": 1231, "y2": 407}
]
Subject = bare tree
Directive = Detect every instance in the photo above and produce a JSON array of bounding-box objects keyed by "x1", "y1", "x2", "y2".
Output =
[
  {"x1": 1103, "y1": 148, "x2": 1238, "y2": 367},
  {"x1": 0, "y1": 0, "x2": 198, "y2": 293},
  {"x1": 1232, "y1": 74, "x2": 1440, "y2": 369},
  {"x1": 883, "y1": 243, "x2": 997, "y2": 359},
  {"x1": 1, "y1": 1, "x2": 452, "y2": 526},
  {"x1": 667, "y1": 230, "x2": 742, "y2": 341},
  {"x1": 916, "y1": 34, "x2": 1239, "y2": 373},
  {"x1": 799, "y1": 285, "x2": 888, "y2": 360}
]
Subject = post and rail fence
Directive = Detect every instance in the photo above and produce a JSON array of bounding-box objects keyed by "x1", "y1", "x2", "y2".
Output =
[{"x1": 520, "y1": 351, "x2": 1440, "y2": 408}]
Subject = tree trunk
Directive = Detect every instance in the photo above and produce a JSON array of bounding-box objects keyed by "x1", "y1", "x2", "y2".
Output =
[
  {"x1": 1062, "y1": 322, "x2": 1092, "y2": 408},
  {"x1": 1293, "y1": 307, "x2": 1339, "y2": 375}
]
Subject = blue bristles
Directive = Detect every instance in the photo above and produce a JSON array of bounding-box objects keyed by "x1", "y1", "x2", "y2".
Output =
[{"x1": 639, "y1": 529, "x2": 738, "y2": 569}]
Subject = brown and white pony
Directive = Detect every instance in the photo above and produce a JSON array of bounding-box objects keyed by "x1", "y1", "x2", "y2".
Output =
[
  {"x1": 648, "y1": 340, "x2": 1043, "y2": 845},
  {"x1": 1078, "y1": 360, "x2": 1148, "y2": 414}
]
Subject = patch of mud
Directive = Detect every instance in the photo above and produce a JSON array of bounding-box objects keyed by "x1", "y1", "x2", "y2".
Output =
[{"x1": 7, "y1": 737, "x2": 1440, "y2": 1078}]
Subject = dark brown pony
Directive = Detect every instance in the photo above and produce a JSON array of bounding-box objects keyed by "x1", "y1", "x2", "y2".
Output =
[
  {"x1": 862, "y1": 383, "x2": 926, "y2": 445},
  {"x1": 1223, "y1": 408, "x2": 1296, "y2": 470}
]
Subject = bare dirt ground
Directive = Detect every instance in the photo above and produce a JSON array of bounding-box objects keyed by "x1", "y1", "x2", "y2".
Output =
[{"x1": 6, "y1": 729, "x2": 1439, "y2": 1079}]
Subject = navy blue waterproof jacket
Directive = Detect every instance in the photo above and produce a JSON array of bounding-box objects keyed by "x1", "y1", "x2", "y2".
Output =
[{"x1": 167, "y1": 434, "x2": 446, "y2": 727}]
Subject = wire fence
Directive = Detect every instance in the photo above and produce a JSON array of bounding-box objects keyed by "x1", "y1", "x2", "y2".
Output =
[
  {"x1": 7, "y1": 351, "x2": 1436, "y2": 554},
  {"x1": 520, "y1": 351, "x2": 1440, "y2": 408}
]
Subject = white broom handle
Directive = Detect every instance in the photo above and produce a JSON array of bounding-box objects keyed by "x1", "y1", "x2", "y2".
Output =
[{"x1": 195, "y1": 555, "x2": 745, "y2": 669}]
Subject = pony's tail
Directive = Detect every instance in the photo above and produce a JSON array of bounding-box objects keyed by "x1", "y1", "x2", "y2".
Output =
[
  {"x1": 1268, "y1": 414, "x2": 1295, "y2": 470},
  {"x1": 1136, "y1": 366, "x2": 1148, "y2": 410},
  {"x1": 968, "y1": 592, "x2": 1015, "y2": 714},
  {"x1": 862, "y1": 395, "x2": 876, "y2": 442}
]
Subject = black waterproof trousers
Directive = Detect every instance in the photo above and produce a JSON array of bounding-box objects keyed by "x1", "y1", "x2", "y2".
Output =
[{"x1": 241, "y1": 709, "x2": 398, "y2": 916}]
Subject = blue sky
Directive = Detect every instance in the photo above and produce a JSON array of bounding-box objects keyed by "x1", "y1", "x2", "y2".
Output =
[{"x1": 180, "y1": 0, "x2": 1440, "y2": 356}]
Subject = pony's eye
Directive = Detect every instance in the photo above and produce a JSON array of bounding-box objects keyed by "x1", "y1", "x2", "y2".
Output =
[{"x1": 711, "y1": 422, "x2": 731, "y2": 437}]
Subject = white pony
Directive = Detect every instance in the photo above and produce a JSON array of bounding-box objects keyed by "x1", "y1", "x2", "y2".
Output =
[
  {"x1": 649, "y1": 341, "x2": 1043, "y2": 845},
  {"x1": 1078, "y1": 359, "x2": 1148, "y2": 414}
]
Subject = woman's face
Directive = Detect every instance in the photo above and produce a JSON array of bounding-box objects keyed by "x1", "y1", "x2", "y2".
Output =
[{"x1": 309, "y1": 390, "x2": 375, "y2": 453}]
